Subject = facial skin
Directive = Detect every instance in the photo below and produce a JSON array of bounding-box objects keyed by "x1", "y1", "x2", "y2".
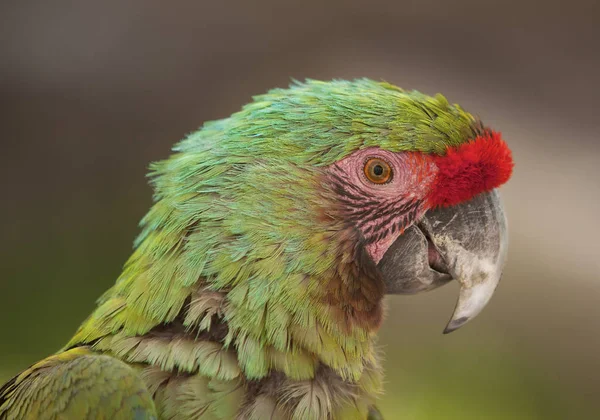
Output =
[{"x1": 326, "y1": 147, "x2": 438, "y2": 264}]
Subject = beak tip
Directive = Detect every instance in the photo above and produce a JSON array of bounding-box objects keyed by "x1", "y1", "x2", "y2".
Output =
[{"x1": 443, "y1": 316, "x2": 470, "y2": 334}]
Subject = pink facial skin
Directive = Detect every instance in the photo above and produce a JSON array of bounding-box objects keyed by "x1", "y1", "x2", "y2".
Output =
[{"x1": 326, "y1": 147, "x2": 438, "y2": 264}]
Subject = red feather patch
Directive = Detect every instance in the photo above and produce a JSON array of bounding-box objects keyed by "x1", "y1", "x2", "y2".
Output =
[{"x1": 427, "y1": 131, "x2": 514, "y2": 208}]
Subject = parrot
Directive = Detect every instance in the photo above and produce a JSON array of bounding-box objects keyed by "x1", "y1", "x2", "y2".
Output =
[{"x1": 0, "y1": 79, "x2": 513, "y2": 420}]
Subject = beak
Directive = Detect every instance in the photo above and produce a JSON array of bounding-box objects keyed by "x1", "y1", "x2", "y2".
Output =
[{"x1": 377, "y1": 189, "x2": 508, "y2": 333}]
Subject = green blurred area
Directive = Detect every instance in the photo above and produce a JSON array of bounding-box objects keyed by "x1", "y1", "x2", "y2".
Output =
[{"x1": 1, "y1": 1, "x2": 599, "y2": 418}]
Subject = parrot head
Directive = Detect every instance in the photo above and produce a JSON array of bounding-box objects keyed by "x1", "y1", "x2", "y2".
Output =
[
  {"x1": 163, "y1": 78, "x2": 512, "y2": 335},
  {"x1": 70, "y1": 79, "x2": 513, "y2": 386}
]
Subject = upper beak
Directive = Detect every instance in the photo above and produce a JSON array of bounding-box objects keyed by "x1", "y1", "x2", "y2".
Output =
[{"x1": 377, "y1": 189, "x2": 508, "y2": 333}]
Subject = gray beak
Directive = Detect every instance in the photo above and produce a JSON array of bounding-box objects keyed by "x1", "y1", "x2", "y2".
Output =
[{"x1": 377, "y1": 189, "x2": 508, "y2": 333}]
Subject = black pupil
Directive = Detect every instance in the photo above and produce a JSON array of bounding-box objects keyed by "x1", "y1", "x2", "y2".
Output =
[{"x1": 373, "y1": 164, "x2": 384, "y2": 176}]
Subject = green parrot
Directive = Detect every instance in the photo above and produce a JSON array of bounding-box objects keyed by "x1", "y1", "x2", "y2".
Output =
[{"x1": 0, "y1": 79, "x2": 513, "y2": 419}]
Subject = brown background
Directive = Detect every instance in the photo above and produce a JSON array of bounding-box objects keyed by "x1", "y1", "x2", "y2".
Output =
[{"x1": 1, "y1": 1, "x2": 599, "y2": 418}]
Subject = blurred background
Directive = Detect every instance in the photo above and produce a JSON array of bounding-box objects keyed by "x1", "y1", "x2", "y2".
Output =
[{"x1": 1, "y1": 1, "x2": 599, "y2": 418}]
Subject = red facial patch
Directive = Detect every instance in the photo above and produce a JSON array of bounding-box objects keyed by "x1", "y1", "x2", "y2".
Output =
[{"x1": 426, "y1": 131, "x2": 513, "y2": 208}]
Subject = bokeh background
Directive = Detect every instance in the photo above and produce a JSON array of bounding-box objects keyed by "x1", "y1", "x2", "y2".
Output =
[{"x1": 1, "y1": 1, "x2": 599, "y2": 418}]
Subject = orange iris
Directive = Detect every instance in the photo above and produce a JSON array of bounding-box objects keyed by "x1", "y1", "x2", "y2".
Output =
[{"x1": 364, "y1": 158, "x2": 392, "y2": 184}]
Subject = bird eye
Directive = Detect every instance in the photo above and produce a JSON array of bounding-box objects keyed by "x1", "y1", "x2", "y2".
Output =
[{"x1": 364, "y1": 158, "x2": 392, "y2": 184}]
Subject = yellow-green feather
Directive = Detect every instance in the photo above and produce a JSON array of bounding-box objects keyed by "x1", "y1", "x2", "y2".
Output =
[{"x1": 0, "y1": 348, "x2": 157, "y2": 420}]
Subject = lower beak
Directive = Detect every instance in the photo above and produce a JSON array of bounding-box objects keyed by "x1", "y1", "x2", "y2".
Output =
[{"x1": 378, "y1": 189, "x2": 508, "y2": 333}]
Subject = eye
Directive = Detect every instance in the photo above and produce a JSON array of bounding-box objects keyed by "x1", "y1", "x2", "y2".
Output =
[{"x1": 364, "y1": 158, "x2": 393, "y2": 184}]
